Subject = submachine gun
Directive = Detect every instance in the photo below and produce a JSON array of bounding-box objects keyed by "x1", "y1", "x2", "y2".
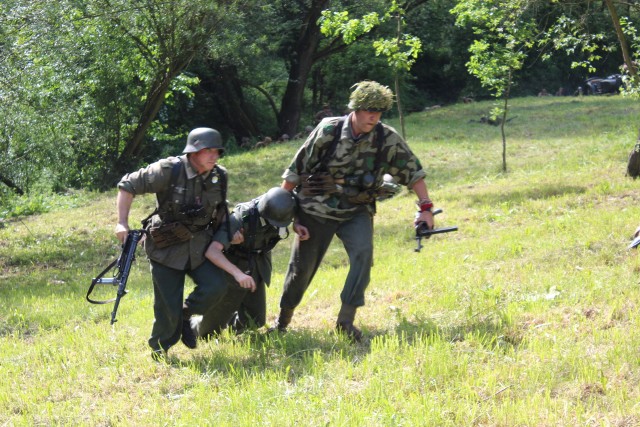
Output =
[
  {"x1": 414, "y1": 208, "x2": 458, "y2": 252},
  {"x1": 86, "y1": 229, "x2": 145, "y2": 324}
]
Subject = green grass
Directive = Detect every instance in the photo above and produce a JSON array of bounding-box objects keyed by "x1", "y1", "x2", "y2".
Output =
[{"x1": 2, "y1": 95, "x2": 640, "y2": 425}]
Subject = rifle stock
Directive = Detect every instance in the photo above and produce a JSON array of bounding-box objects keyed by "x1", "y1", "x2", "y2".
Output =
[{"x1": 86, "y1": 229, "x2": 145, "y2": 324}]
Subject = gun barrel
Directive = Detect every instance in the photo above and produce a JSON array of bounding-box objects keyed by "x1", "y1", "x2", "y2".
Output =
[{"x1": 416, "y1": 226, "x2": 458, "y2": 237}]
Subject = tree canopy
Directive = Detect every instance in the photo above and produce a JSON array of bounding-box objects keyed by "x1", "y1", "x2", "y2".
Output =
[{"x1": 1, "y1": 0, "x2": 639, "y2": 199}]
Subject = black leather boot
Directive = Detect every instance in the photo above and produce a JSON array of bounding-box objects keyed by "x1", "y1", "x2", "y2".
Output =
[
  {"x1": 336, "y1": 303, "x2": 362, "y2": 342},
  {"x1": 181, "y1": 304, "x2": 197, "y2": 349},
  {"x1": 268, "y1": 307, "x2": 295, "y2": 333}
]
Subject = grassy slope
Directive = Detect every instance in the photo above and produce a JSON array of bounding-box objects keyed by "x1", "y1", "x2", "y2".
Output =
[{"x1": 2, "y1": 96, "x2": 640, "y2": 426}]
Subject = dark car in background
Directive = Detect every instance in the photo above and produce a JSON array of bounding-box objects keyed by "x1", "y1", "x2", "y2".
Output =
[{"x1": 583, "y1": 74, "x2": 623, "y2": 95}]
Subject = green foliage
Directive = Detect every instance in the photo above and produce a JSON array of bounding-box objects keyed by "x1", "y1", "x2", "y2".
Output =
[
  {"x1": 0, "y1": 195, "x2": 51, "y2": 219},
  {"x1": 319, "y1": 10, "x2": 381, "y2": 43},
  {"x1": 373, "y1": 35, "x2": 422, "y2": 72},
  {"x1": 3, "y1": 0, "x2": 640, "y2": 201},
  {"x1": 372, "y1": 1, "x2": 422, "y2": 73},
  {"x1": 452, "y1": 0, "x2": 537, "y2": 98},
  {"x1": 452, "y1": 0, "x2": 541, "y2": 172},
  {"x1": 320, "y1": 0, "x2": 422, "y2": 74},
  {"x1": 0, "y1": 190, "x2": 98, "y2": 220},
  {"x1": 0, "y1": 0, "x2": 252, "y2": 193},
  {"x1": 545, "y1": 15, "x2": 613, "y2": 73},
  {"x1": 620, "y1": 16, "x2": 640, "y2": 96}
]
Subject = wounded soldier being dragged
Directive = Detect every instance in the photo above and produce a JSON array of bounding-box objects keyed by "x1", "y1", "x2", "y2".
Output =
[{"x1": 189, "y1": 187, "x2": 309, "y2": 338}]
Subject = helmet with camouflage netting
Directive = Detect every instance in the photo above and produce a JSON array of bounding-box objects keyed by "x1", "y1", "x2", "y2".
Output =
[
  {"x1": 258, "y1": 187, "x2": 296, "y2": 227},
  {"x1": 347, "y1": 80, "x2": 394, "y2": 112},
  {"x1": 183, "y1": 127, "x2": 224, "y2": 154}
]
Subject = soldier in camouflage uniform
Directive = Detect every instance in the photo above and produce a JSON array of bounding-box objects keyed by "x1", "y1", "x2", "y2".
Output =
[
  {"x1": 116, "y1": 128, "x2": 232, "y2": 360},
  {"x1": 189, "y1": 187, "x2": 304, "y2": 337},
  {"x1": 272, "y1": 81, "x2": 435, "y2": 341}
]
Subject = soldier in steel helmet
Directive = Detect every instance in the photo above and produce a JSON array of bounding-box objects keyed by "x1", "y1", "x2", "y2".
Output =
[
  {"x1": 314, "y1": 103, "x2": 334, "y2": 124},
  {"x1": 188, "y1": 187, "x2": 309, "y2": 338},
  {"x1": 115, "y1": 127, "x2": 233, "y2": 360},
  {"x1": 272, "y1": 80, "x2": 435, "y2": 342}
]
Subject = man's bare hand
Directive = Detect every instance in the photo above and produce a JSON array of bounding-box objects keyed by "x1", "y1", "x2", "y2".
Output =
[
  {"x1": 233, "y1": 271, "x2": 256, "y2": 292},
  {"x1": 414, "y1": 211, "x2": 434, "y2": 229},
  {"x1": 293, "y1": 222, "x2": 310, "y2": 241},
  {"x1": 231, "y1": 229, "x2": 244, "y2": 245},
  {"x1": 115, "y1": 223, "x2": 129, "y2": 244}
]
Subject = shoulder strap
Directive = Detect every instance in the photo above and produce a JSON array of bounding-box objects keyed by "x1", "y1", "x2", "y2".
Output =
[
  {"x1": 313, "y1": 118, "x2": 386, "y2": 183},
  {"x1": 141, "y1": 160, "x2": 183, "y2": 227},
  {"x1": 246, "y1": 202, "x2": 258, "y2": 251},
  {"x1": 214, "y1": 165, "x2": 232, "y2": 241},
  {"x1": 373, "y1": 122, "x2": 386, "y2": 172},
  {"x1": 215, "y1": 164, "x2": 227, "y2": 203},
  {"x1": 167, "y1": 160, "x2": 184, "y2": 203},
  {"x1": 318, "y1": 117, "x2": 347, "y2": 169},
  {"x1": 244, "y1": 201, "x2": 259, "y2": 274}
]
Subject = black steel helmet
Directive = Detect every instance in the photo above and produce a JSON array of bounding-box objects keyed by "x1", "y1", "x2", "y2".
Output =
[
  {"x1": 183, "y1": 127, "x2": 224, "y2": 154},
  {"x1": 257, "y1": 187, "x2": 296, "y2": 227}
]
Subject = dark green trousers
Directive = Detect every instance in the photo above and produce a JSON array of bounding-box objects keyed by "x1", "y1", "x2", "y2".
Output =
[
  {"x1": 194, "y1": 276, "x2": 267, "y2": 337},
  {"x1": 280, "y1": 208, "x2": 373, "y2": 311},
  {"x1": 148, "y1": 259, "x2": 227, "y2": 352}
]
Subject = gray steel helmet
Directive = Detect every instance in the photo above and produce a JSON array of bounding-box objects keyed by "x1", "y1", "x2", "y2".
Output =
[
  {"x1": 257, "y1": 187, "x2": 296, "y2": 227},
  {"x1": 183, "y1": 127, "x2": 224, "y2": 154}
]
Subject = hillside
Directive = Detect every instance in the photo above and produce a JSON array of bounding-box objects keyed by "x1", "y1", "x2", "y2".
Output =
[{"x1": 2, "y1": 95, "x2": 640, "y2": 426}]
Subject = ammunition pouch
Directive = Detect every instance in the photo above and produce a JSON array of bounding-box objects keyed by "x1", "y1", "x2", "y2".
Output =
[
  {"x1": 343, "y1": 173, "x2": 375, "y2": 189},
  {"x1": 341, "y1": 186, "x2": 376, "y2": 206},
  {"x1": 299, "y1": 172, "x2": 339, "y2": 196},
  {"x1": 148, "y1": 222, "x2": 193, "y2": 248},
  {"x1": 376, "y1": 181, "x2": 401, "y2": 201},
  {"x1": 175, "y1": 204, "x2": 207, "y2": 221}
]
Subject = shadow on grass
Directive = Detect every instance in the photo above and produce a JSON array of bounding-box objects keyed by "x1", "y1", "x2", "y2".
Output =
[
  {"x1": 462, "y1": 183, "x2": 587, "y2": 206},
  {"x1": 390, "y1": 313, "x2": 524, "y2": 353},
  {"x1": 177, "y1": 327, "x2": 366, "y2": 374},
  {"x1": 169, "y1": 312, "x2": 523, "y2": 378}
]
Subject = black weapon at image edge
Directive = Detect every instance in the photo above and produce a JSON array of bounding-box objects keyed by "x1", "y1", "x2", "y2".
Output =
[
  {"x1": 86, "y1": 229, "x2": 145, "y2": 324},
  {"x1": 415, "y1": 208, "x2": 458, "y2": 252},
  {"x1": 629, "y1": 235, "x2": 640, "y2": 250}
]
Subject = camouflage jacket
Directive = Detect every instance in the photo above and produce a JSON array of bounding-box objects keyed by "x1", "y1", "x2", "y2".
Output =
[
  {"x1": 282, "y1": 114, "x2": 426, "y2": 221},
  {"x1": 118, "y1": 155, "x2": 227, "y2": 270}
]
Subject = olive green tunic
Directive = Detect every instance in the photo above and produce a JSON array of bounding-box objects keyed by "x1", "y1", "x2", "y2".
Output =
[{"x1": 117, "y1": 155, "x2": 229, "y2": 352}]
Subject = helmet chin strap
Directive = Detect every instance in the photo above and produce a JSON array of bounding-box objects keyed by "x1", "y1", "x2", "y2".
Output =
[{"x1": 278, "y1": 227, "x2": 289, "y2": 239}]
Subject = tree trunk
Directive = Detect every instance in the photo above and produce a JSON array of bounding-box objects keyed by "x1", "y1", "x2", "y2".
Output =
[
  {"x1": 277, "y1": 0, "x2": 329, "y2": 137},
  {"x1": 204, "y1": 66, "x2": 262, "y2": 140},
  {"x1": 115, "y1": 53, "x2": 195, "y2": 176},
  {"x1": 501, "y1": 69, "x2": 513, "y2": 173},
  {"x1": 117, "y1": 72, "x2": 176, "y2": 164},
  {"x1": 0, "y1": 172, "x2": 24, "y2": 195},
  {"x1": 604, "y1": 0, "x2": 637, "y2": 81},
  {"x1": 395, "y1": 14, "x2": 406, "y2": 140}
]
